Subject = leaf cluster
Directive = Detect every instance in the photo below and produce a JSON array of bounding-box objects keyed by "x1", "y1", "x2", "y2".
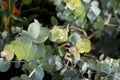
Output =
[{"x1": 0, "y1": 0, "x2": 120, "y2": 80}]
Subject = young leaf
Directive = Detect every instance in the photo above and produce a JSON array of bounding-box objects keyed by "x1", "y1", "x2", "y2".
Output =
[
  {"x1": 49, "y1": 26, "x2": 68, "y2": 43},
  {"x1": 10, "y1": 41, "x2": 30, "y2": 61},
  {"x1": 82, "y1": 38, "x2": 91, "y2": 53},
  {"x1": 3, "y1": 45, "x2": 14, "y2": 61},
  {"x1": 75, "y1": 38, "x2": 91, "y2": 54}
]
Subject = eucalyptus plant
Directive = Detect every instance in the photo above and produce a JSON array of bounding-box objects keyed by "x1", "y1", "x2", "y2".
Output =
[{"x1": 0, "y1": 0, "x2": 120, "y2": 80}]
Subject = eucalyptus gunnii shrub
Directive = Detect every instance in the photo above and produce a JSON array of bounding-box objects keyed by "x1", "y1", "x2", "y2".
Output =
[{"x1": 0, "y1": 0, "x2": 120, "y2": 80}]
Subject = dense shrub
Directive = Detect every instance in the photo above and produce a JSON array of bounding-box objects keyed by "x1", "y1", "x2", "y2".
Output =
[{"x1": 0, "y1": 0, "x2": 120, "y2": 80}]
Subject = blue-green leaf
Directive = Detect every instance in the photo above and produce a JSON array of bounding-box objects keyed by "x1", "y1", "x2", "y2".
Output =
[
  {"x1": 28, "y1": 44, "x2": 38, "y2": 61},
  {"x1": 63, "y1": 68, "x2": 78, "y2": 78},
  {"x1": 114, "y1": 72, "x2": 120, "y2": 80},
  {"x1": 69, "y1": 32, "x2": 81, "y2": 45},
  {"x1": 97, "y1": 63, "x2": 112, "y2": 77},
  {"x1": 0, "y1": 58, "x2": 11, "y2": 72},
  {"x1": 35, "y1": 44, "x2": 46, "y2": 58},
  {"x1": 33, "y1": 27, "x2": 49, "y2": 44},
  {"x1": 28, "y1": 19, "x2": 41, "y2": 39},
  {"x1": 16, "y1": 36, "x2": 32, "y2": 48},
  {"x1": 35, "y1": 67, "x2": 44, "y2": 80}
]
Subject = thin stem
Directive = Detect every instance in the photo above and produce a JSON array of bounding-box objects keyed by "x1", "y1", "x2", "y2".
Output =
[
  {"x1": 105, "y1": 13, "x2": 112, "y2": 25},
  {"x1": 104, "y1": 13, "x2": 117, "y2": 26},
  {"x1": 87, "y1": 30, "x2": 101, "y2": 39},
  {"x1": 83, "y1": 54, "x2": 97, "y2": 59},
  {"x1": 8, "y1": 0, "x2": 11, "y2": 15},
  {"x1": 80, "y1": 59, "x2": 84, "y2": 63},
  {"x1": 69, "y1": 26, "x2": 88, "y2": 37},
  {"x1": 90, "y1": 8, "x2": 116, "y2": 26},
  {"x1": 58, "y1": 42, "x2": 69, "y2": 48},
  {"x1": 88, "y1": 13, "x2": 115, "y2": 40},
  {"x1": 15, "y1": 33, "x2": 20, "y2": 39},
  {"x1": 19, "y1": 0, "x2": 25, "y2": 11}
]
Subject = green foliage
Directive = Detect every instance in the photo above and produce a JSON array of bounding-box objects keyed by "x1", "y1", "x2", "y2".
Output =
[
  {"x1": 97, "y1": 63, "x2": 112, "y2": 77},
  {"x1": 54, "y1": 0, "x2": 86, "y2": 28},
  {"x1": 75, "y1": 38, "x2": 91, "y2": 54},
  {"x1": 0, "y1": 0, "x2": 120, "y2": 80},
  {"x1": 69, "y1": 32, "x2": 81, "y2": 45},
  {"x1": 49, "y1": 25, "x2": 68, "y2": 43},
  {"x1": 51, "y1": 16, "x2": 58, "y2": 25},
  {"x1": 10, "y1": 77, "x2": 20, "y2": 80},
  {"x1": 28, "y1": 19, "x2": 41, "y2": 39},
  {"x1": 34, "y1": 67, "x2": 44, "y2": 80},
  {"x1": 33, "y1": 27, "x2": 49, "y2": 43},
  {"x1": 4, "y1": 41, "x2": 30, "y2": 61},
  {"x1": 0, "y1": 58, "x2": 10, "y2": 72},
  {"x1": 22, "y1": 0, "x2": 32, "y2": 5},
  {"x1": 20, "y1": 74, "x2": 31, "y2": 80}
]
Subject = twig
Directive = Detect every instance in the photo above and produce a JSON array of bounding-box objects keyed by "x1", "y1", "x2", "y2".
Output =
[
  {"x1": 83, "y1": 54, "x2": 97, "y2": 59},
  {"x1": 65, "y1": 53, "x2": 72, "y2": 63},
  {"x1": 91, "y1": 9, "x2": 115, "y2": 26},
  {"x1": 87, "y1": 14, "x2": 113, "y2": 40},
  {"x1": 28, "y1": 64, "x2": 42, "y2": 78},
  {"x1": 104, "y1": 14, "x2": 117, "y2": 26},
  {"x1": 87, "y1": 30, "x2": 101, "y2": 39},
  {"x1": 105, "y1": 13, "x2": 112, "y2": 25},
  {"x1": 88, "y1": 32, "x2": 96, "y2": 40},
  {"x1": 69, "y1": 26, "x2": 88, "y2": 37},
  {"x1": 58, "y1": 42, "x2": 69, "y2": 48},
  {"x1": 15, "y1": 33, "x2": 20, "y2": 39}
]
